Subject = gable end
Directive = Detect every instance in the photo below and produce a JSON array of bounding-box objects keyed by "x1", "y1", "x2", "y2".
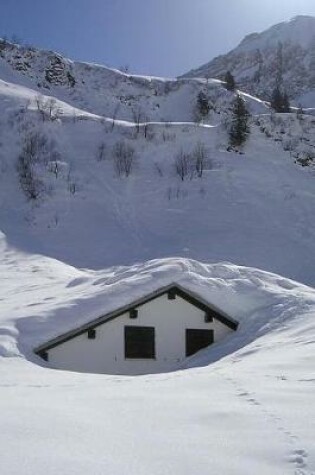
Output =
[{"x1": 34, "y1": 283, "x2": 238, "y2": 357}]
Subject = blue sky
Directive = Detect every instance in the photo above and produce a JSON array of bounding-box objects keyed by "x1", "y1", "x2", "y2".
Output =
[{"x1": 1, "y1": 0, "x2": 315, "y2": 76}]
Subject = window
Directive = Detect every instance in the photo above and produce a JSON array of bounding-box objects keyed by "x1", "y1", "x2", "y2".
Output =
[
  {"x1": 125, "y1": 326, "x2": 155, "y2": 359},
  {"x1": 186, "y1": 329, "x2": 214, "y2": 357}
]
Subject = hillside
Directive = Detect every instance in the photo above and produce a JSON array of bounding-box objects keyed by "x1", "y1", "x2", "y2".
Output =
[
  {"x1": 183, "y1": 16, "x2": 315, "y2": 107},
  {"x1": 0, "y1": 37, "x2": 268, "y2": 121},
  {"x1": 0, "y1": 41, "x2": 314, "y2": 285}
]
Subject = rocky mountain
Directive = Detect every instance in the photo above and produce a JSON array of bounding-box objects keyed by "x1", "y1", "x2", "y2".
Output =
[
  {"x1": 0, "y1": 37, "x2": 267, "y2": 122},
  {"x1": 183, "y1": 16, "x2": 315, "y2": 107}
]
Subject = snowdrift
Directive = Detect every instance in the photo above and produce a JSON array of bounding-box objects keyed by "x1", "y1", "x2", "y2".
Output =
[
  {"x1": 1, "y1": 233, "x2": 315, "y2": 474},
  {"x1": 1, "y1": 229, "x2": 314, "y2": 369}
]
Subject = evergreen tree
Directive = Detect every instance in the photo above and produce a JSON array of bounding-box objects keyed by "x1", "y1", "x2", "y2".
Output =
[
  {"x1": 270, "y1": 86, "x2": 290, "y2": 112},
  {"x1": 282, "y1": 92, "x2": 290, "y2": 113},
  {"x1": 270, "y1": 86, "x2": 283, "y2": 112},
  {"x1": 196, "y1": 90, "x2": 210, "y2": 119},
  {"x1": 229, "y1": 94, "x2": 250, "y2": 147},
  {"x1": 224, "y1": 71, "x2": 236, "y2": 91}
]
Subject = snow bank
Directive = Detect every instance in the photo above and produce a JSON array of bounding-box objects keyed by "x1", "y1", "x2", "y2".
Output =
[
  {"x1": 1, "y1": 228, "x2": 314, "y2": 369},
  {"x1": 1, "y1": 235, "x2": 315, "y2": 474}
]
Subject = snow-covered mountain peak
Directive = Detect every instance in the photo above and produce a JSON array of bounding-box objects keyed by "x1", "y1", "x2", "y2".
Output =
[
  {"x1": 183, "y1": 16, "x2": 315, "y2": 107},
  {"x1": 238, "y1": 15, "x2": 315, "y2": 51}
]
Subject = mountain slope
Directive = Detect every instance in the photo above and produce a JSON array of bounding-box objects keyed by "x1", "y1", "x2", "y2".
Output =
[
  {"x1": 0, "y1": 44, "x2": 314, "y2": 285},
  {"x1": 0, "y1": 37, "x2": 270, "y2": 122},
  {"x1": 183, "y1": 16, "x2": 315, "y2": 107}
]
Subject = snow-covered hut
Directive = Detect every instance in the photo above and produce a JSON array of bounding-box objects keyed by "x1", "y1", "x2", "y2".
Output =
[{"x1": 35, "y1": 283, "x2": 238, "y2": 375}]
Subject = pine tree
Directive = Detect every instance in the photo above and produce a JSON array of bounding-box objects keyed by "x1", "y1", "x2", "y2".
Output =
[
  {"x1": 270, "y1": 86, "x2": 283, "y2": 112},
  {"x1": 196, "y1": 91, "x2": 210, "y2": 118},
  {"x1": 224, "y1": 71, "x2": 236, "y2": 91},
  {"x1": 282, "y1": 92, "x2": 290, "y2": 113},
  {"x1": 270, "y1": 86, "x2": 290, "y2": 112},
  {"x1": 229, "y1": 94, "x2": 250, "y2": 147}
]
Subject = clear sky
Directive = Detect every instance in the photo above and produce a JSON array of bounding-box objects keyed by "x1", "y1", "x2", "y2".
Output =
[{"x1": 1, "y1": 0, "x2": 315, "y2": 77}]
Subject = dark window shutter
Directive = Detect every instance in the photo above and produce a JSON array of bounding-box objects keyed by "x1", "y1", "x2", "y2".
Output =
[
  {"x1": 125, "y1": 326, "x2": 155, "y2": 359},
  {"x1": 186, "y1": 329, "x2": 214, "y2": 357}
]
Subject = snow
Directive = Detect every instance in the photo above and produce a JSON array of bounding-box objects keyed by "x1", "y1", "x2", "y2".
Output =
[
  {"x1": 1, "y1": 97, "x2": 314, "y2": 284},
  {"x1": 0, "y1": 246, "x2": 315, "y2": 474},
  {"x1": 0, "y1": 38, "x2": 315, "y2": 475},
  {"x1": 1, "y1": 355, "x2": 314, "y2": 475},
  {"x1": 238, "y1": 16, "x2": 315, "y2": 51},
  {"x1": 0, "y1": 39, "x2": 314, "y2": 285},
  {"x1": 0, "y1": 41, "x2": 269, "y2": 122}
]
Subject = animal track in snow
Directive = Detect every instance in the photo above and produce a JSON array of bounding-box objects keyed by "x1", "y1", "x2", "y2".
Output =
[{"x1": 220, "y1": 374, "x2": 314, "y2": 475}]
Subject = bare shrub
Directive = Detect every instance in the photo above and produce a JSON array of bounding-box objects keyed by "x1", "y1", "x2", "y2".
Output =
[
  {"x1": 21, "y1": 130, "x2": 48, "y2": 164},
  {"x1": 17, "y1": 153, "x2": 44, "y2": 200},
  {"x1": 96, "y1": 142, "x2": 107, "y2": 161},
  {"x1": 17, "y1": 130, "x2": 60, "y2": 200},
  {"x1": 174, "y1": 149, "x2": 193, "y2": 181},
  {"x1": 35, "y1": 95, "x2": 60, "y2": 121},
  {"x1": 111, "y1": 103, "x2": 120, "y2": 131},
  {"x1": 112, "y1": 141, "x2": 135, "y2": 177},
  {"x1": 48, "y1": 160, "x2": 59, "y2": 178},
  {"x1": 192, "y1": 142, "x2": 207, "y2": 177},
  {"x1": 132, "y1": 106, "x2": 143, "y2": 134},
  {"x1": 162, "y1": 130, "x2": 176, "y2": 142}
]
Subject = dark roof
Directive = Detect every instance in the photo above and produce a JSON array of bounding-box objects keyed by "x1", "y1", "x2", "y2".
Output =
[{"x1": 34, "y1": 283, "x2": 238, "y2": 356}]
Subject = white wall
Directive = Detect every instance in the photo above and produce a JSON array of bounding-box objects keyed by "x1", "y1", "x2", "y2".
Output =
[{"x1": 47, "y1": 294, "x2": 233, "y2": 375}]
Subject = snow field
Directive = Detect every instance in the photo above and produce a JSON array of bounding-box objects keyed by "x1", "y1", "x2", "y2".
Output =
[{"x1": 0, "y1": 243, "x2": 315, "y2": 474}]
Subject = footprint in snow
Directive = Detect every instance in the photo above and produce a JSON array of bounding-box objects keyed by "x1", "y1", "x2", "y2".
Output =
[
  {"x1": 289, "y1": 448, "x2": 308, "y2": 470},
  {"x1": 224, "y1": 377, "x2": 314, "y2": 475}
]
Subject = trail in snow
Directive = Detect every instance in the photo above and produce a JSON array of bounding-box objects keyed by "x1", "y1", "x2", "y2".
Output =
[{"x1": 221, "y1": 372, "x2": 313, "y2": 475}]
